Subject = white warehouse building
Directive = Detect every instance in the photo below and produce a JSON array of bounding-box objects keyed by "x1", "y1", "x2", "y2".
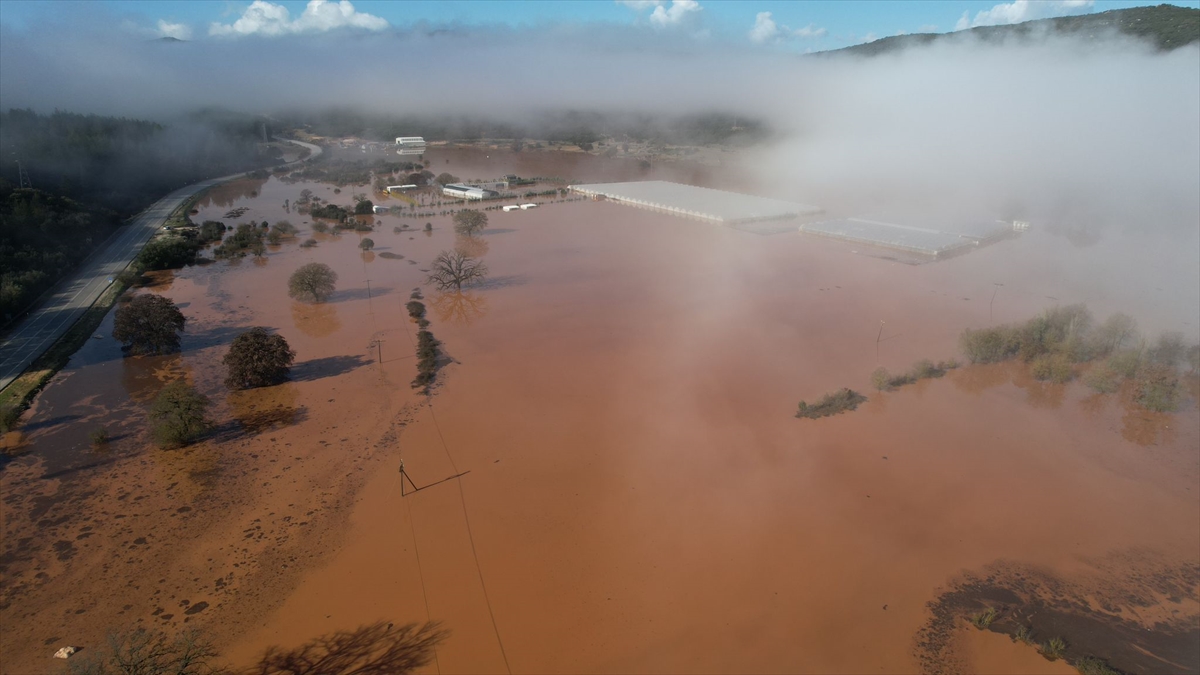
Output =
[
  {"x1": 395, "y1": 136, "x2": 426, "y2": 148},
  {"x1": 443, "y1": 183, "x2": 500, "y2": 201}
]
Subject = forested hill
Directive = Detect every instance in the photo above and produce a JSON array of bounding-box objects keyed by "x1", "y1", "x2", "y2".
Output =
[{"x1": 824, "y1": 4, "x2": 1199, "y2": 57}]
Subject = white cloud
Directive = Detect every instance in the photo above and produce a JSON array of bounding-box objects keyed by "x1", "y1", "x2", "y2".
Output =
[
  {"x1": 956, "y1": 0, "x2": 1094, "y2": 30},
  {"x1": 616, "y1": 0, "x2": 663, "y2": 9},
  {"x1": 919, "y1": 24, "x2": 939, "y2": 33},
  {"x1": 649, "y1": 0, "x2": 702, "y2": 28},
  {"x1": 862, "y1": 32, "x2": 877, "y2": 43},
  {"x1": 749, "y1": 12, "x2": 825, "y2": 44},
  {"x1": 794, "y1": 24, "x2": 827, "y2": 39},
  {"x1": 748, "y1": 12, "x2": 780, "y2": 44},
  {"x1": 156, "y1": 19, "x2": 192, "y2": 40},
  {"x1": 209, "y1": 0, "x2": 388, "y2": 37}
]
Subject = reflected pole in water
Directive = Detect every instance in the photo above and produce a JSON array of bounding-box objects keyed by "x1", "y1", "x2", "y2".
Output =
[
  {"x1": 876, "y1": 320, "x2": 885, "y2": 362},
  {"x1": 990, "y1": 283, "x2": 1004, "y2": 323}
]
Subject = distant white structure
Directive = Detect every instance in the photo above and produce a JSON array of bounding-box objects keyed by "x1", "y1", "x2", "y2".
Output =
[
  {"x1": 372, "y1": 205, "x2": 390, "y2": 214},
  {"x1": 395, "y1": 136, "x2": 426, "y2": 148},
  {"x1": 387, "y1": 184, "x2": 417, "y2": 193},
  {"x1": 1012, "y1": 220, "x2": 1030, "y2": 231},
  {"x1": 502, "y1": 205, "x2": 521, "y2": 212},
  {"x1": 443, "y1": 183, "x2": 499, "y2": 200},
  {"x1": 519, "y1": 203, "x2": 538, "y2": 210}
]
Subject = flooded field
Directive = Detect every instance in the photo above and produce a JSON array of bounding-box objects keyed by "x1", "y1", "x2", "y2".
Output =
[{"x1": 2, "y1": 148, "x2": 1197, "y2": 674}]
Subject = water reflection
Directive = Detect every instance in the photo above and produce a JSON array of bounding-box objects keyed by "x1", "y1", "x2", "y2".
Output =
[
  {"x1": 455, "y1": 235, "x2": 489, "y2": 258},
  {"x1": 197, "y1": 178, "x2": 268, "y2": 209},
  {"x1": 1011, "y1": 369, "x2": 1066, "y2": 410},
  {"x1": 361, "y1": 251, "x2": 376, "y2": 264},
  {"x1": 430, "y1": 291, "x2": 489, "y2": 325},
  {"x1": 1120, "y1": 407, "x2": 1178, "y2": 447},
  {"x1": 291, "y1": 301, "x2": 341, "y2": 338},
  {"x1": 948, "y1": 362, "x2": 1013, "y2": 396}
]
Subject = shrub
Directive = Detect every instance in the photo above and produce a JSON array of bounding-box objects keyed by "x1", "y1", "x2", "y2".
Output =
[
  {"x1": 1075, "y1": 656, "x2": 1121, "y2": 675},
  {"x1": 413, "y1": 330, "x2": 441, "y2": 389},
  {"x1": 1146, "y1": 332, "x2": 1186, "y2": 366},
  {"x1": 1030, "y1": 353, "x2": 1074, "y2": 383},
  {"x1": 288, "y1": 263, "x2": 337, "y2": 303},
  {"x1": 113, "y1": 294, "x2": 186, "y2": 355},
  {"x1": 138, "y1": 237, "x2": 200, "y2": 271},
  {"x1": 65, "y1": 628, "x2": 222, "y2": 675},
  {"x1": 960, "y1": 326, "x2": 1020, "y2": 364},
  {"x1": 89, "y1": 427, "x2": 109, "y2": 447},
  {"x1": 149, "y1": 381, "x2": 212, "y2": 449},
  {"x1": 312, "y1": 222, "x2": 330, "y2": 234},
  {"x1": 1042, "y1": 636, "x2": 1066, "y2": 660},
  {"x1": 394, "y1": 226, "x2": 402, "y2": 234},
  {"x1": 1018, "y1": 304, "x2": 1092, "y2": 361},
  {"x1": 1189, "y1": 344, "x2": 1200, "y2": 372},
  {"x1": 1093, "y1": 312, "x2": 1137, "y2": 354},
  {"x1": 870, "y1": 367, "x2": 891, "y2": 391},
  {"x1": 274, "y1": 220, "x2": 297, "y2": 235},
  {"x1": 223, "y1": 328, "x2": 296, "y2": 390},
  {"x1": 424, "y1": 222, "x2": 433, "y2": 232},
  {"x1": 910, "y1": 359, "x2": 942, "y2": 380},
  {"x1": 406, "y1": 301, "x2": 426, "y2": 320},
  {"x1": 1013, "y1": 625, "x2": 1034, "y2": 645},
  {"x1": 359, "y1": 238, "x2": 375, "y2": 251},
  {"x1": 115, "y1": 269, "x2": 144, "y2": 288},
  {"x1": 970, "y1": 607, "x2": 997, "y2": 629},
  {"x1": 266, "y1": 230, "x2": 284, "y2": 246},
  {"x1": 1107, "y1": 349, "x2": 1142, "y2": 379},
  {"x1": 1082, "y1": 364, "x2": 1120, "y2": 393},
  {"x1": 300, "y1": 238, "x2": 317, "y2": 248},
  {"x1": 197, "y1": 220, "x2": 227, "y2": 244},
  {"x1": 354, "y1": 199, "x2": 374, "y2": 215},
  {"x1": 1134, "y1": 364, "x2": 1182, "y2": 412},
  {"x1": 796, "y1": 389, "x2": 867, "y2": 419}
]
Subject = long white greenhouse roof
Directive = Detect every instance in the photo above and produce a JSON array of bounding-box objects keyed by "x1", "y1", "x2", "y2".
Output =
[{"x1": 570, "y1": 181, "x2": 822, "y2": 224}]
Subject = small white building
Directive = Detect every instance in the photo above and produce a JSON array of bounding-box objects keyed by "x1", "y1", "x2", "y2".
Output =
[
  {"x1": 373, "y1": 205, "x2": 390, "y2": 214},
  {"x1": 502, "y1": 205, "x2": 521, "y2": 212},
  {"x1": 387, "y1": 184, "x2": 417, "y2": 193},
  {"x1": 443, "y1": 184, "x2": 500, "y2": 201},
  {"x1": 519, "y1": 203, "x2": 538, "y2": 210}
]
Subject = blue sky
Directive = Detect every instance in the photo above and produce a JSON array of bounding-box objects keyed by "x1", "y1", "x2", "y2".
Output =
[{"x1": 2, "y1": 0, "x2": 1196, "y2": 50}]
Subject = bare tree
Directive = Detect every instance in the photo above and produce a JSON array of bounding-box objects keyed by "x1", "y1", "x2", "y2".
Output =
[
  {"x1": 426, "y1": 250, "x2": 488, "y2": 291},
  {"x1": 68, "y1": 629, "x2": 227, "y2": 675}
]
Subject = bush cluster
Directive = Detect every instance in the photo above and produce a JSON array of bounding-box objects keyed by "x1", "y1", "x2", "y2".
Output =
[
  {"x1": 796, "y1": 389, "x2": 867, "y2": 420},
  {"x1": 213, "y1": 223, "x2": 265, "y2": 259},
  {"x1": 870, "y1": 359, "x2": 959, "y2": 391},
  {"x1": 406, "y1": 300, "x2": 429, "y2": 328},
  {"x1": 413, "y1": 330, "x2": 441, "y2": 390}
]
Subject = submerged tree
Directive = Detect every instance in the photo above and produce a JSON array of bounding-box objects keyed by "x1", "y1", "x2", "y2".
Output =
[
  {"x1": 426, "y1": 250, "x2": 488, "y2": 291},
  {"x1": 113, "y1": 294, "x2": 186, "y2": 355},
  {"x1": 359, "y1": 238, "x2": 375, "y2": 251},
  {"x1": 223, "y1": 328, "x2": 296, "y2": 390},
  {"x1": 452, "y1": 209, "x2": 488, "y2": 236},
  {"x1": 288, "y1": 262, "x2": 338, "y2": 303},
  {"x1": 149, "y1": 381, "x2": 212, "y2": 449}
]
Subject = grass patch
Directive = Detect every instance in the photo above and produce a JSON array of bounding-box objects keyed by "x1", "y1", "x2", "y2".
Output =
[
  {"x1": 970, "y1": 607, "x2": 998, "y2": 629},
  {"x1": 796, "y1": 388, "x2": 867, "y2": 419},
  {"x1": 1042, "y1": 636, "x2": 1067, "y2": 661},
  {"x1": 1013, "y1": 624, "x2": 1034, "y2": 645},
  {"x1": 1074, "y1": 656, "x2": 1122, "y2": 675}
]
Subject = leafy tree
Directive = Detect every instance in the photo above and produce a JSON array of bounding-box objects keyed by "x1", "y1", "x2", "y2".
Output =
[
  {"x1": 359, "y1": 238, "x2": 375, "y2": 251},
  {"x1": 452, "y1": 209, "x2": 488, "y2": 236},
  {"x1": 138, "y1": 237, "x2": 200, "y2": 271},
  {"x1": 113, "y1": 294, "x2": 186, "y2": 355},
  {"x1": 1093, "y1": 313, "x2": 1137, "y2": 354},
  {"x1": 426, "y1": 250, "x2": 488, "y2": 291},
  {"x1": 1135, "y1": 364, "x2": 1182, "y2": 412},
  {"x1": 434, "y1": 172, "x2": 459, "y2": 185},
  {"x1": 288, "y1": 262, "x2": 338, "y2": 303},
  {"x1": 355, "y1": 199, "x2": 374, "y2": 215},
  {"x1": 149, "y1": 381, "x2": 212, "y2": 449},
  {"x1": 223, "y1": 327, "x2": 296, "y2": 390}
]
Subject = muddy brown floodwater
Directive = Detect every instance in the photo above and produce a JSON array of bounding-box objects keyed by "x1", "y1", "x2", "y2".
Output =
[{"x1": 2, "y1": 148, "x2": 1197, "y2": 675}]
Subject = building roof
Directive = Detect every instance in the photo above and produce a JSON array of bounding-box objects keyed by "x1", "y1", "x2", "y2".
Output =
[{"x1": 569, "y1": 180, "x2": 821, "y2": 224}]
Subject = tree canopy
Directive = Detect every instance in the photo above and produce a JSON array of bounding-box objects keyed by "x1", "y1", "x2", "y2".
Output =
[
  {"x1": 288, "y1": 262, "x2": 338, "y2": 303},
  {"x1": 149, "y1": 381, "x2": 212, "y2": 449},
  {"x1": 223, "y1": 327, "x2": 296, "y2": 390},
  {"x1": 113, "y1": 294, "x2": 186, "y2": 355},
  {"x1": 452, "y1": 210, "x2": 488, "y2": 237}
]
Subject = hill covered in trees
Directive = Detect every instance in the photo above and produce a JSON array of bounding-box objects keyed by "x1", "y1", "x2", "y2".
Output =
[
  {"x1": 0, "y1": 108, "x2": 282, "y2": 322},
  {"x1": 825, "y1": 4, "x2": 1199, "y2": 58}
]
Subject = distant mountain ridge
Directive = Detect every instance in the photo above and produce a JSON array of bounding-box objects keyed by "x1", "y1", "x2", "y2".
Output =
[{"x1": 824, "y1": 4, "x2": 1199, "y2": 57}]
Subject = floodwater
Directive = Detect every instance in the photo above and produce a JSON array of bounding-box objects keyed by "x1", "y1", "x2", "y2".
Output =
[{"x1": 1, "y1": 148, "x2": 1197, "y2": 674}]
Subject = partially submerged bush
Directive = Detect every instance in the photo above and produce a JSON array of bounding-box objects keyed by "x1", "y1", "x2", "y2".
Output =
[
  {"x1": 1146, "y1": 331, "x2": 1187, "y2": 367},
  {"x1": 413, "y1": 330, "x2": 441, "y2": 390},
  {"x1": 89, "y1": 427, "x2": 109, "y2": 448},
  {"x1": 113, "y1": 294, "x2": 186, "y2": 355},
  {"x1": 1082, "y1": 363, "x2": 1120, "y2": 393},
  {"x1": 1107, "y1": 349, "x2": 1143, "y2": 379},
  {"x1": 871, "y1": 359, "x2": 955, "y2": 392},
  {"x1": 960, "y1": 325, "x2": 1020, "y2": 364},
  {"x1": 1134, "y1": 364, "x2": 1182, "y2": 412},
  {"x1": 0, "y1": 404, "x2": 22, "y2": 433},
  {"x1": 300, "y1": 238, "x2": 318, "y2": 248},
  {"x1": 149, "y1": 381, "x2": 212, "y2": 449},
  {"x1": 970, "y1": 607, "x2": 997, "y2": 629},
  {"x1": 1030, "y1": 353, "x2": 1074, "y2": 383},
  {"x1": 796, "y1": 389, "x2": 867, "y2": 419}
]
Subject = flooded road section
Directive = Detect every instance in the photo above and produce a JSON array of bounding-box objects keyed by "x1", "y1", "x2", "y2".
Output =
[{"x1": 2, "y1": 150, "x2": 1198, "y2": 674}]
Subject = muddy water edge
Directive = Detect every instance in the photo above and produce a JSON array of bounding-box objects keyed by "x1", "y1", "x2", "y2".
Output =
[{"x1": 0, "y1": 147, "x2": 1196, "y2": 674}]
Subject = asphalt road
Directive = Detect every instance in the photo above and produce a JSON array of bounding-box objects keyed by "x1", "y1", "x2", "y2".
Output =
[{"x1": 0, "y1": 139, "x2": 322, "y2": 394}]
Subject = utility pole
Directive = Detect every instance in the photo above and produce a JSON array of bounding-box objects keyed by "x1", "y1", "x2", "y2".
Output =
[
  {"x1": 398, "y1": 459, "x2": 419, "y2": 496},
  {"x1": 990, "y1": 283, "x2": 1004, "y2": 323}
]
